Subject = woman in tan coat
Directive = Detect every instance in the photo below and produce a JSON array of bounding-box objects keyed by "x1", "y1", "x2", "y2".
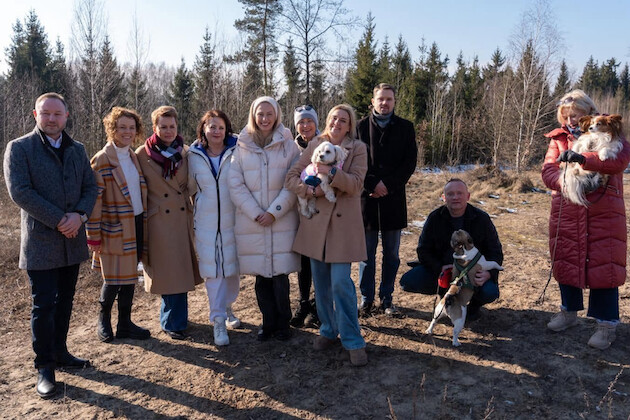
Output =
[
  {"x1": 285, "y1": 104, "x2": 368, "y2": 366},
  {"x1": 136, "y1": 106, "x2": 202, "y2": 340},
  {"x1": 88, "y1": 107, "x2": 150, "y2": 343}
]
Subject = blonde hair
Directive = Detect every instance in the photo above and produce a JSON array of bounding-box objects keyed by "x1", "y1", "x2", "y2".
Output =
[
  {"x1": 151, "y1": 105, "x2": 178, "y2": 128},
  {"x1": 247, "y1": 96, "x2": 282, "y2": 135},
  {"x1": 557, "y1": 89, "x2": 598, "y2": 125},
  {"x1": 103, "y1": 107, "x2": 145, "y2": 145},
  {"x1": 321, "y1": 104, "x2": 358, "y2": 141}
]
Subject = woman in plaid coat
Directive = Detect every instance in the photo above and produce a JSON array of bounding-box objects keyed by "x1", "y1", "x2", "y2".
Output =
[{"x1": 87, "y1": 107, "x2": 150, "y2": 343}]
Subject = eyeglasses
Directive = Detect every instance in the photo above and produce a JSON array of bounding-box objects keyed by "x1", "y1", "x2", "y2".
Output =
[
  {"x1": 557, "y1": 96, "x2": 574, "y2": 107},
  {"x1": 295, "y1": 105, "x2": 314, "y2": 112}
]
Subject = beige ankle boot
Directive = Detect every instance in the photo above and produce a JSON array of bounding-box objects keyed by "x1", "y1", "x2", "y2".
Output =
[
  {"x1": 587, "y1": 322, "x2": 616, "y2": 350},
  {"x1": 547, "y1": 309, "x2": 578, "y2": 332}
]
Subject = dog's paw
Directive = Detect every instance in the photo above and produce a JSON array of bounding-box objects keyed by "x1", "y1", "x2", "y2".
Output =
[{"x1": 325, "y1": 192, "x2": 337, "y2": 202}]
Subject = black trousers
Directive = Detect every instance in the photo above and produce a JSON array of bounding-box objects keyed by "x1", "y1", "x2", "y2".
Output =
[
  {"x1": 255, "y1": 274, "x2": 291, "y2": 332},
  {"x1": 297, "y1": 254, "x2": 312, "y2": 302},
  {"x1": 27, "y1": 264, "x2": 80, "y2": 368}
]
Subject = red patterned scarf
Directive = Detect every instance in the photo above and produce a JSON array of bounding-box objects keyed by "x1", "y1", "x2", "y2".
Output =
[{"x1": 145, "y1": 133, "x2": 184, "y2": 178}]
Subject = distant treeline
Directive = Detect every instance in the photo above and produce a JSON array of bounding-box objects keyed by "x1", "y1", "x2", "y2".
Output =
[{"x1": 2, "y1": 2, "x2": 629, "y2": 171}]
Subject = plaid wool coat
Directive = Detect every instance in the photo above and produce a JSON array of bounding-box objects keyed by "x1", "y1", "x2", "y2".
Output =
[{"x1": 87, "y1": 142, "x2": 148, "y2": 285}]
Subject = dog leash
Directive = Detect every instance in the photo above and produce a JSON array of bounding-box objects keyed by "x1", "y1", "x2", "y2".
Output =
[{"x1": 537, "y1": 168, "x2": 566, "y2": 304}]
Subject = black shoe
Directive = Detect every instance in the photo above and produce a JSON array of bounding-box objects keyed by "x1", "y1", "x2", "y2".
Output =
[
  {"x1": 466, "y1": 306, "x2": 482, "y2": 323},
  {"x1": 36, "y1": 368, "x2": 56, "y2": 399},
  {"x1": 56, "y1": 352, "x2": 91, "y2": 369},
  {"x1": 164, "y1": 330, "x2": 187, "y2": 340},
  {"x1": 275, "y1": 328, "x2": 293, "y2": 341},
  {"x1": 117, "y1": 321, "x2": 151, "y2": 340},
  {"x1": 289, "y1": 300, "x2": 311, "y2": 328},
  {"x1": 358, "y1": 301, "x2": 373, "y2": 318},
  {"x1": 257, "y1": 327, "x2": 273, "y2": 342}
]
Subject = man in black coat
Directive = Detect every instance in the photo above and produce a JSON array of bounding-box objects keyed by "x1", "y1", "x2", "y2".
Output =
[
  {"x1": 400, "y1": 179, "x2": 503, "y2": 320},
  {"x1": 357, "y1": 83, "x2": 417, "y2": 316}
]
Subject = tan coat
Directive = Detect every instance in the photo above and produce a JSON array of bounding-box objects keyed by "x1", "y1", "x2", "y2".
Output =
[
  {"x1": 285, "y1": 136, "x2": 368, "y2": 263},
  {"x1": 87, "y1": 142, "x2": 147, "y2": 285},
  {"x1": 135, "y1": 144, "x2": 202, "y2": 295}
]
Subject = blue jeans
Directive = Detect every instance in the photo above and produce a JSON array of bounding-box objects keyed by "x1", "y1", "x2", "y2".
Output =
[
  {"x1": 28, "y1": 264, "x2": 80, "y2": 368},
  {"x1": 310, "y1": 259, "x2": 365, "y2": 350},
  {"x1": 400, "y1": 264, "x2": 499, "y2": 308},
  {"x1": 359, "y1": 229, "x2": 401, "y2": 305},
  {"x1": 559, "y1": 284, "x2": 619, "y2": 321},
  {"x1": 160, "y1": 293, "x2": 188, "y2": 332}
]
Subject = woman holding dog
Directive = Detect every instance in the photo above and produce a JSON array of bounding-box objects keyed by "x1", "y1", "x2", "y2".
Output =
[
  {"x1": 285, "y1": 104, "x2": 369, "y2": 366},
  {"x1": 88, "y1": 107, "x2": 150, "y2": 343},
  {"x1": 228, "y1": 96, "x2": 300, "y2": 341},
  {"x1": 542, "y1": 89, "x2": 630, "y2": 349},
  {"x1": 188, "y1": 110, "x2": 240, "y2": 346},
  {"x1": 290, "y1": 105, "x2": 321, "y2": 328}
]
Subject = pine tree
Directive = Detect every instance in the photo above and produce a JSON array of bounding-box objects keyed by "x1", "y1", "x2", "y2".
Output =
[
  {"x1": 280, "y1": 38, "x2": 304, "y2": 131},
  {"x1": 599, "y1": 58, "x2": 620, "y2": 96},
  {"x1": 7, "y1": 10, "x2": 52, "y2": 83},
  {"x1": 482, "y1": 47, "x2": 506, "y2": 80},
  {"x1": 167, "y1": 59, "x2": 195, "y2": 141},
  {"x1": 578, "y1": 56, "x2": 599, "y2": 94},
  {"x1": 97, "y1": 37, "x2": 125, "y2": 116},
  {"x1": 345, "y1": 13, "x2": 378, "y2": 118},
  {"x1": 376, "y1": 36, "x2": 393, "y2": 84},
  {"x1": 619, "y1": 64, "x2": 630, "y2": 105},
  {"x1": 193, "y1": 27, "x2": 218, "y2": 115},
  {"x1": 553, "y1": 59, "x2": 571, "y2": 98}
]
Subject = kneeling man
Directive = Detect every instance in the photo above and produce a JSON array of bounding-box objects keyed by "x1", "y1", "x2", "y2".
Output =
[{"x1": 400, "y1": 178, "x2": 503, "y2": 320}]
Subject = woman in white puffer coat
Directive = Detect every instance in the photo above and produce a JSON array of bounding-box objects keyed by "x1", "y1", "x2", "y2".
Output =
[
  {"x1": 188, "y1": 110, "x2": 240, "y2": 346},
  {"x1": 229, "y1": 96, "x2": 300, "y2": 342}
]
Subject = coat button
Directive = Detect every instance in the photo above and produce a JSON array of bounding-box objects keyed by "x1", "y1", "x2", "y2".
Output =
[
  {"x1": 165, "y1": 209, "x2": 170, "y2": 213},
  {"x1": 164, "y1": 193, "x2": 168, "y2": 197},
  {"x1": 276, "y1": 205, "x2": 281, "y2": 211},
  {"x1": 180, "y1": 207, "x2": 185, "y2": 211},
  {"x1": 336, "y1": 213, "x2": 341, "y2": 217}
]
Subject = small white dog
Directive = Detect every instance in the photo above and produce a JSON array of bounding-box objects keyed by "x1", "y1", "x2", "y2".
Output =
[
  {"x1": 561, "y1": 114, "x2": 624, "y2": 206},
  {"x1": 426, "y1": 230, "x2": 504, "y2": 347},
  {"x1": 298, "y1": 141, "x2": 348, "y2": 218}
]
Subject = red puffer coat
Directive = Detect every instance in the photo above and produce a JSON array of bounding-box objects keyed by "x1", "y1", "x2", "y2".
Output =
[{"x1": 542, "y1": 125, "x2": 630, "y2": 289}]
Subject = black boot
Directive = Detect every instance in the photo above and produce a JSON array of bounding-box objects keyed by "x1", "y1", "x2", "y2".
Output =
[
  {"x1": 304, "y1": 298, "x2": 320, "y2": 328},
  {"x1": 116, "y1": 285, "x2": 150, "y2": 339},
  {"x1": 98, "y1": 284, "x2": 118, "y2": 342},
  {"x1": 290, "y1": 299, "x2": 311, "y2": 328}
]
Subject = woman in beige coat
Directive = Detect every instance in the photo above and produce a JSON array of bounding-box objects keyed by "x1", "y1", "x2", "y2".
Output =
[
  {"x1": 285, "y1": 104, "x2": 368, "y2": 366},
  {"x1": 136, "y1": 106, "x2": 202, "y2": 340},
  {"x1": 229, "y1": 96, "x2": 300, "y2": 341},
  {"x1": 88, "y1": 107, "x2": 150, "y2": 343}
]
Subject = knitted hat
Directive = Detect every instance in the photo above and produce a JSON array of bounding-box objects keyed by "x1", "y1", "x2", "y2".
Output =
[
  {"x1": 294, "y1": 105, "x2": 319, "y2": 128},
  {"x1": 252, "y1": 96, "x2": 280, "y2": 119}
]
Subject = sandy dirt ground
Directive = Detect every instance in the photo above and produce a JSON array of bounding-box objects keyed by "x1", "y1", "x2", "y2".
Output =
[{"x1": 0, "y1": 168, "x2": 628, "y2": 419}]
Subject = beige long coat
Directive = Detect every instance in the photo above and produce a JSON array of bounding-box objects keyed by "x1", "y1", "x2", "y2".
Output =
[
  {"x1": 285, "y1": 136, "x2": 368, "y2": 263},
  {"x1": 87, "y1": 142, "x2": 147, "y2": 285},
  {"x1": 136, "y1": 144, "x2": 202, "y2": 295}
]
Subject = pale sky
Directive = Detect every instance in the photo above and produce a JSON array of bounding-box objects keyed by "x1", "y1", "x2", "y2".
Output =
[{"x1": 1, "y1": 0, "x2": 629, "y2": 83}]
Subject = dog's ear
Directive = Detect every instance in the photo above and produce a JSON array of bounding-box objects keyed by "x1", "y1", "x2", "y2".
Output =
[
  {"x1": 335, "y1": 145, "x2": 348, "y2": 162},
  {"x1": 578, "y1": 116, "x2": 592, "y2": 133},
  {"x1": 609, "y1": 114, "x2": 624, "y2": 137},
  {"x1": 311, "y1": 145, "x2": 320, "y2": 164}
]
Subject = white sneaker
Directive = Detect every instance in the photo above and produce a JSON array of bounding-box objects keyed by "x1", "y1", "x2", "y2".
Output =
[
  {"x1": 213, "y1": 317, "x2": 229, "y2": 346},
  {"x1": 226, "y1": 305, "x2": 241, "y2": 329}
]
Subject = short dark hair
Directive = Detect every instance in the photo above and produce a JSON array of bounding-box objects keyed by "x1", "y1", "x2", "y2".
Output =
[
  {"x1": 373, "y1": 83, "x2": 396, "y2": 98},
  {"x1": 196, "y1": 109, "x2": 233, "y2": 147},
  {"x1": 445, "y1": 178, "x2": 468, "y2": 190},
  {"x1": 35, "y1": 92, "x2": 68, "y2": 112}
]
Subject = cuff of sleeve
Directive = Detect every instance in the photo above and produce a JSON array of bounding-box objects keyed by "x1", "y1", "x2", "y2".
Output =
[{"x1": 87, "y1": 239, "x2": 101, "y2": 246}]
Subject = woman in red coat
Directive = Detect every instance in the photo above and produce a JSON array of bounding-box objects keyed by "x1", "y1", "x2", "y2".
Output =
[{"x1": 542, "y1": 89, "x2": 630, "y2": 350}]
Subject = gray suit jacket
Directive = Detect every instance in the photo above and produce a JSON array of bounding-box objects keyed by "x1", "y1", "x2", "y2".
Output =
[{"x1": 4, "y1": 128, "x2": 97, "y2": 270}]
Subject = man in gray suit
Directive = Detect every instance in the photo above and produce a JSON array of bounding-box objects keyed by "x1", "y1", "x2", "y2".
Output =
[{"x1": 4, "y1": 92, "x2": 97, "y2": 399}]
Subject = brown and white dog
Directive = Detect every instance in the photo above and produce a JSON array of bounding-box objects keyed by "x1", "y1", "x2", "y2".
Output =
[
  {"x1": 561, "y1": 114, "x2": 624, "y2": 207},
  {"x1": 426, "y1": 229, "x2": 504, "y2": 347},
  {"x1": 298, "y1": 141, "x2": 348, "y2": 218}
]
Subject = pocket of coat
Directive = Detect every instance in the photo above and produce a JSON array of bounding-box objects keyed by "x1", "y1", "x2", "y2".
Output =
[{"x1": 100, "y1": 222, "x2": 124, "y2": 255}]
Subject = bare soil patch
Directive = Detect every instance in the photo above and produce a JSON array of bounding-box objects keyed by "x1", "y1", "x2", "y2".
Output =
[{"x1": 0, "y1": 168, "x2": 629, "y2": 419}]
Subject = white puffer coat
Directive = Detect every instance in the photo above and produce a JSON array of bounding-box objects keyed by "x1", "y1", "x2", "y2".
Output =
[
  {"x1": 228, "y1": 124, "x2": 300, "y2": 277},
  {"x1": 188, "y1": 137, "x2": 238, "y2": 280}
]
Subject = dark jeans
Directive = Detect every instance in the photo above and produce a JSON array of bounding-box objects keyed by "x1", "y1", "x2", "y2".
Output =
[
  {"x1": 559, "y1": 284, "x2": 619, "y2": 321},
  {"x1": 359, "y1": 229, "x2": 401, "y2": 305},
  {"x1": 255, "y1": 274, "x2": 291, "y2": 333},
  {"x1": 28, "y1": 264, "x2": 80, "y2": 369},
  {"x1": 297, "y1": 254, "x2": 312, "y2": 302},
  {"x1": 400, "y1": 264, "x2": 499, "y2": 308},
  {"x1": 160, "y1": 293, "x2": 188, "y2": 332}
]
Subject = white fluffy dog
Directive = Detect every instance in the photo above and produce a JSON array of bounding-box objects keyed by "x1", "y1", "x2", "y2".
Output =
[
  {"x1": 298, "y1": 141, "x2": 348, "y2": 218},
  {"x1": 561, "y1": 114, "x2": 624, "y2": 206}
]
